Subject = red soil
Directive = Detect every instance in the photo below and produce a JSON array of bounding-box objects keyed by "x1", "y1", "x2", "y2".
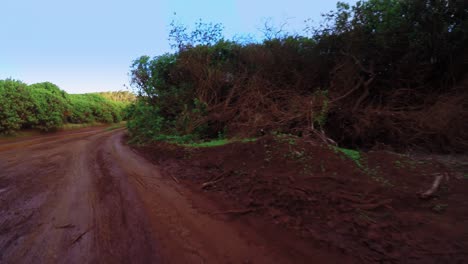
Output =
[{"x1": 135, "y1": 135, "x2": 468, "y2": 263}]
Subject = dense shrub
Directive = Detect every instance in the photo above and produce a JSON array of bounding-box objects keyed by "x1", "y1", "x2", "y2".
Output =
[
  {"x1": 0, "y1": 79, "x2": 131, "y2": 134},
  {"x1": 28, "y1": 82, "x2": 69, "y2": 131},
  {"x1": 0, "y1": 80, "x2": 36, "y2": 133},
  {"x1": 127, "y1": 0, "x2": 468, "y2": 152},
  {"x1": 126, "y1": 101, "x2": 166, "y2": 141},
  {"x1": 69, "y1": 94, "x2": 118, "y2": 123}
]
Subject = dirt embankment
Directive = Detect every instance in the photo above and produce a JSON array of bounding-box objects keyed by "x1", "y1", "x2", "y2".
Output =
[{"x1": 135, "y1": 135, "x2": 468, "y2": 263}]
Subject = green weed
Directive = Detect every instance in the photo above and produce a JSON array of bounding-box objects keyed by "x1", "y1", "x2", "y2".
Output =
[
  {"x1": 332, "y1": 146, "x2": 363, "y2": 168},
  {"x1": 184, "y1": 138, "x2": 229, "y2": 147},
  {"x1": 181, "y1": 137, "x2": 257, "y2": 148},
  {"x1": 151, "y1": 133, "x2": 253, "y2": 147}
]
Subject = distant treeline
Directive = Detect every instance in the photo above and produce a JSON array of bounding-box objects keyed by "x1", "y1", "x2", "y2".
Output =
[
  {"x1": 95, "y1": 91, "x2": 136, "y2": 104},
  {"x1": 0, "y1": 79, "x2": 134, "y2": 133}
]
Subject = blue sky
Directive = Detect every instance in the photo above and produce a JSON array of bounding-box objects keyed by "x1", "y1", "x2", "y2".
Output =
[{"x1": 1, "y1": 0, "x2": 356, "y2": 93}]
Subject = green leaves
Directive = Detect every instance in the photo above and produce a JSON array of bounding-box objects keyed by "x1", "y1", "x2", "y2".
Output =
[
  {"x1": 0, "y1": 79, "x2": 36, "y2": 133},
  {"x1": 0, "y1": 79, "x2": 128, "y2": 134},
  {"x1": 29, "y1": 85, "x2": 68, "y2": 131}
]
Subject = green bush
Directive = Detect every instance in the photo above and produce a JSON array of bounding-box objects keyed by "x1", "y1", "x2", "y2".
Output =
[
  {"x1": 68, "y1": 94, "x2": 123, "y2": 124},
  {"x1": 0, "y1": 79, "x2": 131, "y2": 134},
  {"x1": 29, "y1": 82, "x2": 69, "y2": 131},
  {"x1": 0, "y1": 79, "x2": 36, "y2": 133},
  {"x1": 126, "y1": 101, "x2": 167, "y2": 142}
]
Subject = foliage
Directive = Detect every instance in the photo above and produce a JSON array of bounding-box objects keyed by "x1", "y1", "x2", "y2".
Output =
[
  {"x1": 184, "y1": 138, "x2": 230, "y2": 147},
  {"x1": 126, "y1": 101, "x2": 168, "y2": 142},
  {"x1": 28, "y1": 82, "x2": 69, "y2": 131},
  {"x1": 127, "y1": 0, "x2": 468, "y2": 152},
  {"x1": 0, "y1": 79, "x2": 35, "y2": 133},
  {"x1": 0, "y1": 79, "x2": 128, "y2": 134},
  {"x1": 96, "y1": 91, "x2": 136, "y2": 103},
  {"x1": 68, "y1": 93, "x2": 124, "y2": 124},
  {"x1": 183, "y1": 138, "x2": 257, "y2": 148}
]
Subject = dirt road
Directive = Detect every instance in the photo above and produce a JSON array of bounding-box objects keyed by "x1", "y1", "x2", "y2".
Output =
[{"x1": 0, "y1": 127, "x2": 320, "y2": 264}]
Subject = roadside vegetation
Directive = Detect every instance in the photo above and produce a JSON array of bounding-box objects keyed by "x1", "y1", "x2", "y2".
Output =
[
  {"x1": 0, "y1": 79, "x2": 133, "y2": 134},
  {"x1": 126, "y1": 0, "x2": 467, "y2": 153}
]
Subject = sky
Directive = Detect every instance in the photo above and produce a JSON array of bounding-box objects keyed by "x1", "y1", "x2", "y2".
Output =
[{"x1": 0, "y1": 0, "x2": 357, "y2": 94}]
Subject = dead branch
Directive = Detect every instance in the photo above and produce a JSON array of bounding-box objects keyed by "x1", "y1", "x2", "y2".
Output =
[
  {"x1": 330, "y1": 77, "x2": 364, "y2": 104},
  {"x1": 201, "y1": 176, "x2": 225, "y2": 189},
  {"x1": 420, "y1": 173, "x2": 446, "y2": 199},
  {"x1": 352, "y1": 77, "x2": 374, "y2": 112},
  {"x1": 311, "y1": 129, "x2": 338, "y2": 146},
  {"x1": 340, "y1": 51, "x2": 375, "y2": 75}
]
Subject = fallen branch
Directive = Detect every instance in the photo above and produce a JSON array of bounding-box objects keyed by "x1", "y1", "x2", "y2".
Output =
[
  {"x1": 201, "y1": 176, "x2": 225, "y2": 189},
  {"x1": 330, "y1": 78, "x2": 364, "y2": 104},
  {"x1": 420, "y1": 174, "x2": 446, "y2": 199},
  {"x1": 312, "y1": 129, "x2": 337, "y2": 146}
]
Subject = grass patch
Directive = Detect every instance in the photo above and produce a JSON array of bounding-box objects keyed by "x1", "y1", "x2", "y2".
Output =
[
  {"x1": 137, "y1": 133, "x2": 258, "y2": 148},
  {"x1": 184, "y1": 138, "x2": 230, "y2": 147},
  {"x1": 332, "y1": 146, "x2": 363, "y2": 168},
  {"x1": 182, "y1": 138, "x2": 257, "y2": 148},
  {"x1": 61, "y1": 122, "x2": 105, "y2": 130},
  {"x1": 330, "y1": 146, "x2": 393, "y2": 186}
]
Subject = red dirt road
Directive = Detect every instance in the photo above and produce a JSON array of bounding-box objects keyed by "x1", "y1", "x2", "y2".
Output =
[{"x1": 0, "y1": 127, "x2": 324, "y2": 263}]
